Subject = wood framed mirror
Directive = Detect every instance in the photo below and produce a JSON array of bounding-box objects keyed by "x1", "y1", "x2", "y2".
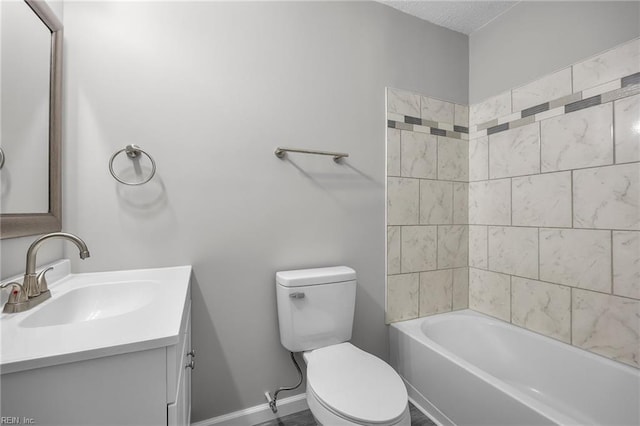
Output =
[{"x1": 0, "y1": 0, "x2": 62, "y2": 239}]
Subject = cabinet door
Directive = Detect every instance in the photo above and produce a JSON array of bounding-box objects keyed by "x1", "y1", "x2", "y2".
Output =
[
  {"x1": 167, "y1": 308, "x2": 192, "y2": 426},
  {"x1": 184, "y1": 317, "x2": 192, "y2": 426}
]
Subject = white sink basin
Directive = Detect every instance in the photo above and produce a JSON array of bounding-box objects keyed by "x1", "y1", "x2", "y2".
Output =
[
  {"x1": 0, "y1": 260, "x2": 191, "y2": 374},
  {"x1": 19, "y1": 281, "x2": 155, "y2": 328}
]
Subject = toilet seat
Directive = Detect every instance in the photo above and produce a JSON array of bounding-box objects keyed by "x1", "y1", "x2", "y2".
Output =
[{"x1": 304, "y1": 342, "x2": 409, "y2": 425}]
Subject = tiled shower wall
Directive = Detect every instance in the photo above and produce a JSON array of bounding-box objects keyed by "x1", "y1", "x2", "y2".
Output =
[
  {"x1": 386, "y1": 38, "x2": 640, "y2": 369},
  {"x1": 467, "y1": 38, "x2": 640, "y2": 368},
  {"x1": 385, "y1": 89, "x2": 470, "y2": 323}
]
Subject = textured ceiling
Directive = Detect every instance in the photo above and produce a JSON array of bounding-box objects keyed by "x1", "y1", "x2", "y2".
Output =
[{"x1": 379, "y1": 1, "x2": 519, "y2": 35}]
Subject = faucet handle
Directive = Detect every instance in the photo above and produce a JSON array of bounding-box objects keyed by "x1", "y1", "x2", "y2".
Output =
[
  {"x1": 1, "y1": 282, "x2": 28, "y2": 304},
  {"x1": 37, "y1": 267, "x2": 54, "y2": 293}
]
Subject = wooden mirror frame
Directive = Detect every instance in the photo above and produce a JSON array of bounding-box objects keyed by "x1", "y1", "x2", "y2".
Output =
[{"x1": 1, "y1": 0, "x2": 62, "y2": 239}]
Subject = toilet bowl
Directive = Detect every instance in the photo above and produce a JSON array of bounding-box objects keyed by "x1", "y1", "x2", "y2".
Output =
[{"x1": 304, "y1": 342, "x2": 411, "y2": 426}]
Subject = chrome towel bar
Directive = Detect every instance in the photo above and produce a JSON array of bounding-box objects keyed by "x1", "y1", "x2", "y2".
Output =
[{"x1": 274, "y1": 147, "x2": 349, "y2": 162}]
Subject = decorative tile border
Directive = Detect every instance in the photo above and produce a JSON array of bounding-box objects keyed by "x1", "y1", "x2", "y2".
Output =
[
  {"x1": 471, "y1": 71, "x2": 640, "y2": 138},
  {"x1": 387, "y1": 114, "x2": 469, "y2": 141}
]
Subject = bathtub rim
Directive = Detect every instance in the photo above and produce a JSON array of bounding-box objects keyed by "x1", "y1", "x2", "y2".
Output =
[{"x1": 390, "y1": 309, "x2": 640, "y2": 426}]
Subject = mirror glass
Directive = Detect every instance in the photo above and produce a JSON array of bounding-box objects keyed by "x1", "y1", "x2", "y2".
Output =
[{"x1": 0, "y1": 0, "x2": 51, "y2": 214}]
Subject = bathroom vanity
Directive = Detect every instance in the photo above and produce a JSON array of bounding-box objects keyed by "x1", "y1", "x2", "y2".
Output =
[{"x1": 0, "y1": 260, "x2": 193, "y2": 426}]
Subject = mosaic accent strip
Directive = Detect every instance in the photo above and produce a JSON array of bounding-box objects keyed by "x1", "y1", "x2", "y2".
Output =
[
  {"x1": 565, "y1": 95, "x2": 601, "y2": 113},
  {"x1": 387, "y1": 114, "x2": 469, "y2": 141},
  {"x1": 470, "y1": 72, "x2": 640, "y2": 137},
  {"x1": 602, "y1": 84, "x2": 640, "y2": 103},
  {"x1": 522, "y1": 102, "x2": 549, "y2": 118},
  {"x1": 487, "y1": 123, "x2": 509, "y2": 135},
  {"x1": 622, "y1": 72, "x2": 640, "y2": 87},
  {"x1": 405, "y1": 116, "x2": 422, "y2": 125}
]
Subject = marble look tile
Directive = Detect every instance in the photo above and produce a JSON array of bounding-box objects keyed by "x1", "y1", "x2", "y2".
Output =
[
  {"x1": 498, "y1": 111, "x2": 523, "y2": 125},
  {"x1": 573, "y1": 39, "x2": 640, "y2": 92},
  {"x1": 573, "y1": 163, "x2": 640, "y2": 230},
  {"x1": 419, "y1": 180, "x2": 453, "y2": 225},
  {"x1": 469, "y1": 225, "x2": 488, "y2": 269},
  {"x1": 455, "y1": 104, "x2": 469, "y2": 127},
  {"x1": 387, "y1": 177, "x2": 419, "y2": 225},
  {"x1": 512, "y1": 68, "x2": 572, "y2": 112},
  {"x1": 470, "y1": 91, "x2": 512, "y2": 127},
  {"x1": 387, "y1": 226, "x2": 401, "y2": 275},
  {"x1": 386, "y1": 273, "x2": 419, "y2": 323},
  {"x1": 470, "y1": 129, "x2": 488, "y2": 140},
  {"x1": 549, "y1": 92, "x2": 582, "y2": 110},
  {"x1": 488, "y1": 226, "x2": 538, "y2": 279},
  {"x1": 614, "y1": 94, "x2": 640, "y2": 163},
  {"x1": 421, "y1": 96, "x2": 454, "y2": 123},
  {"x1": 534, "y1": 105, "x2": 564, "y2": 122},
  {"x1": 453, "y1": 267, "x2": 469, "y2": 310},
  {"x1": 469, "y1": 179, "x2": 511, "y2": 225},
  {"x1": 469, "y1": 268, "x2": 511, "y2": 321},
  {"x1": 613, "y1": 231, "x2": 640, "y2": 299},
  {"x1": 413, "y1": 124, "x2": 430, "y2": 134},
  {"x1": 489, "y1": 122, "x2": 540, "y2": 179},
  {"x1": 401, "y1": 226, "x2": 437, "y2": 273},
  {"x1": 437, "y1": 137, "x2": 468, "y2": 181},
  {"x1": 387, "y1": 112, "x2": 404, "y2": 122},
  {"x1": 438, "y1": 225, "x2": 469, "y2": 269},
  {"x1": 387, "y1": 128, "x2": 401, "y2": 176},
  {"x1": 387, "y1": 87, "x2": 420, "y2": 117},
  {"x1": 539, "y1": 228, "x2": 611, "y2": 292},
  {"x1": 540, "y1": 103, "x2": 613, "y2": 172},
  {"x1": 511, "y1": 277, "x2": 571, "y2": 343},
  {"x1": 400, "y1": 131, "x2": 438, "y2": 179},
  {"x1": 453, "y1": 183, "x2": 468, "y2": 224},
  {"x1": 419, "y1": 269, "x2": 453, "y2": 316},
  {"x1": 469, "y1": 136, "x2": 489, "y2": 181},
  {"x1": 477, "y1": 119, "x2": 499, "y2": 131},
  {"x1": 572, "y1": 289, "x2": 640, "y2": 368},
  {"x1": 582, "y1": 79, "x2": 622, "y2": 99},
  {"x1": 512, "y1": 172, "x2": 572, "y2": 227}
]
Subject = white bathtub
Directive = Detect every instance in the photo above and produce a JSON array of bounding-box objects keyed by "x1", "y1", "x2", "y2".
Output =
[{"x1": 389, "y1": 310, "x2": 640, "y2": 426}]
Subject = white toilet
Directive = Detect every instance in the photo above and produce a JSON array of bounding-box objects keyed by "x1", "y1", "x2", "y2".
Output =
[{"x1": 276, "y1": 266, "x2": 411, "y2": 426}]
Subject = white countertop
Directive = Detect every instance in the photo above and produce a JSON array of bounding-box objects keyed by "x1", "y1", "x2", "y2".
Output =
[{"x1": 0, "y1": 260, "x2": 192, "y2": 374}]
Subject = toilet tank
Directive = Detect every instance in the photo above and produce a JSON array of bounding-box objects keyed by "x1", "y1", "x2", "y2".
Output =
[{"x1": 276, "y1": 266, "x2": 356, "y2": 352}]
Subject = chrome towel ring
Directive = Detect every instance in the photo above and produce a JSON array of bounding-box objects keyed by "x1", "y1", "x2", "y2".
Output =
[
  {"x1": 0, "y1": 147, "x2": 4, "y2": 170},
  {"x1": 109, "y1": 144, "x2": 156, "y2": 185}
]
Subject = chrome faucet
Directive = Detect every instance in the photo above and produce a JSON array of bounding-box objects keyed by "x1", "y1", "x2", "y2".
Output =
[{"x1": 2, "y1": 232, "x2": 90, "y2": 314}]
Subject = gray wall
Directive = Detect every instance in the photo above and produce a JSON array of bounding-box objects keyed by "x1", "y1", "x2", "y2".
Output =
[
  {"x1": 60, "y1": 1, "x2": 467, "y2": 420},
  {"x1": 469, "y1": 1, "x2": 640, "y2": 103}
]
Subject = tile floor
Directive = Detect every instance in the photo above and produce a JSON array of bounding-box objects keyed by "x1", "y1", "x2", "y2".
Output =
[{"x1": 253, "y1": 402, "x2": 436, "y2": 426}]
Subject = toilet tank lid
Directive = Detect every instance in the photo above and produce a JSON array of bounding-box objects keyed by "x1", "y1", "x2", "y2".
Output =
[{"x1": 276, "y1": 266, "x2": 356, "y2": 287}]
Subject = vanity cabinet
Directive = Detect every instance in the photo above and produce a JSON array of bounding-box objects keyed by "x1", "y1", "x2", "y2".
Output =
[{"x1": 0, "y1": 297, "x2": 192, "y2": 426}]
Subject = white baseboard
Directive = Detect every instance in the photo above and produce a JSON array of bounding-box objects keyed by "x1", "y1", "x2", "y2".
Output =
[{"x1": 191, "y1": 393, "x2": 309, "y2": 426}]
